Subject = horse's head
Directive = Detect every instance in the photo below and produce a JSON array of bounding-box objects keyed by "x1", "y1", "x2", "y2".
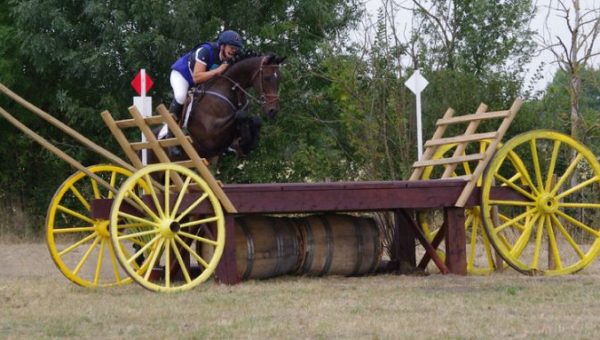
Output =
[{"x1": 251, "y1": 54, "x2": 286, "y2": 119}]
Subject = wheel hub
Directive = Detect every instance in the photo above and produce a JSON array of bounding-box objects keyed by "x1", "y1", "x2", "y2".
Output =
[
  {"x1": 159, "y1": 219, "x2": 180, "y2": 238},
  {"x1": 537, "y1": 193, "x2": 558, "y2": 214},
  {"x1": 96, "y1": 220, "x2": 111, "y2": 238}
]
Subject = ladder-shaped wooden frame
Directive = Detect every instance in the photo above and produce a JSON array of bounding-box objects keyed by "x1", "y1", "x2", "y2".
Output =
[
  {"x1": 101, "y1": 104, "x2": 237, "y2": 213},
  {"x1": 409, "y1": 99, "x2": 523, "y2": 207}
]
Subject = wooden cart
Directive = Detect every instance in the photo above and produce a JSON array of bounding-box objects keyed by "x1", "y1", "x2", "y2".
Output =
[{"x1": 3, "y1": 83, "x2": 600, "y2": 293}]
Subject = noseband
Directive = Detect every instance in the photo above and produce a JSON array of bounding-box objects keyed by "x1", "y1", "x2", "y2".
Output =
[{"x1": 219, "y1": 57, "x2": 281, "y2": 109}]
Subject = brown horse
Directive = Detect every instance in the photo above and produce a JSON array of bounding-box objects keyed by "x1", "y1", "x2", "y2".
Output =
[{"x1": 184, "y1": 52, "x2": 285, "y2": 159}]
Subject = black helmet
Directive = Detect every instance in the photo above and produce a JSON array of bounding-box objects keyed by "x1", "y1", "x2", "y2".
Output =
[{"x1": 217, "y1": 30, "x2": 244, "y2": 49}]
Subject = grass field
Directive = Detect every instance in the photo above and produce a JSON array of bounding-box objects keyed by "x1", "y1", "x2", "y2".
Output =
[{"x1": 2, "y1": 242, "x2": 600, "y2": 338}]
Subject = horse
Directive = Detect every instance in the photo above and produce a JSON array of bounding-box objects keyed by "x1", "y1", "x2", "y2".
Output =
[{"x1": 182, "y1": 52, "x2": 286, "y2": 160}]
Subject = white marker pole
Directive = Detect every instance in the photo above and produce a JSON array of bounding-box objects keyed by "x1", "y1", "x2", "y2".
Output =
[
  {"x1": 404, "y1": 70, "x2": 428, "y2": 160},
  {"x1": 133, "y1": 69, "x2": 152, "y2": 165}
]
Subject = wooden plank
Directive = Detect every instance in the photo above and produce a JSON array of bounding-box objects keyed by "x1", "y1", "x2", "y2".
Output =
[
  {"x1": 441, "y1": 103, "x2": 488, "y2": 178},
  {"x1": 412, "y1": 153, "x2": 484, "y2": 168},
  {"x1": 444, "y1": 207, "x2": 467, "y2": 275},
  {"x1": 0, "y1": 105, "x2": 123, "y2": 196},
  {"x1": 455, "y1": 99, "x2": 523, "y2": 207},
  {"x1": 129, "y1": 105, "x2": 186, "y2": 189},
  {"x1": 435, "y1": 110, "x2": 509, "y2": 126},
  {"x1": 130, "y1": 136, "x2": 194, "y2": 151},
  {"x1": 156, "y1": 105, "x2": 237, "y2": 213},
  {"x1": 394, "y1": 210, "x2": 417, "y2": 273},
  {"x1": 0, "y1": 83, "x2": 134, "y2": 172},
  {"x1": 424, "y1": 131, "x2": 497, "y2": 147},
  {"x1": 115, "y1": 115, "x2": 165, "y2": 128},
  {"x1": 215, "y1": 214, "x2": 240, "y2": 284},
  {"x1": 101, "y1": 111, "x2": 145, "y2": 170},
  {"x1": 409, "y1": 108, "x2": 455, "y2": 180}
]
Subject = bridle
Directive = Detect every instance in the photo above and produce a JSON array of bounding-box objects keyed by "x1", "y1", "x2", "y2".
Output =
[{"x1": 219, "y1": 56, "x2": 281, "y2": 109}]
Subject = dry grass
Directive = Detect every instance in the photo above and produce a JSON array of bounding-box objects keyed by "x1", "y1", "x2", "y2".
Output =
[{"x1": 2, "y1": 243, "x2": 600, "y2": 338}]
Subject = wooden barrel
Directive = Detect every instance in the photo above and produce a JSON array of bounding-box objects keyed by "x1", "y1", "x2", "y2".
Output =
[
  {"x1": 296, "y1": 214, "x2": 382, "y2": 276},
  {"x1": 234, "y1": 216, "x2": 302, "y2": 280}
]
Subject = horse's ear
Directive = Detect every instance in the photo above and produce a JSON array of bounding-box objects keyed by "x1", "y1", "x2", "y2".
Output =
[{"x1": 265, "y1": 53, "x2": 276, "y2": 64}]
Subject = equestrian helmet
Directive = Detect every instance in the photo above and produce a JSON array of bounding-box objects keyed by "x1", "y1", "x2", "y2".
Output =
[{"x1": 218, "y1": 30, "x2": 244, "y2": 49}]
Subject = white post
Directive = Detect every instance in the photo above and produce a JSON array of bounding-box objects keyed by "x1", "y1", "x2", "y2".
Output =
[
  {"x1": 415, "y1": 88, "x2": 423, "y2": 158},
  {"x1": 404, "y1": 69, "x2": 429, "y2": 160},
  {"x1": 133, "y1": 69, "x2": 152, "y2": 165}
]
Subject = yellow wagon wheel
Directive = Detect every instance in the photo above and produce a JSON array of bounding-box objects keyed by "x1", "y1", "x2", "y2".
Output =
[
  {"x1": 481, "y1": 130, "x2": 600, "y2": 275},
  {"x1": 46, "y1": 164, "x2": 147, "y2": 287},
  {"x1": 109, "y1": 163, "x2": 225, "y2": 292},
  {"x1": 418, "y1": 140, "x2": 502, "y2": 274}
]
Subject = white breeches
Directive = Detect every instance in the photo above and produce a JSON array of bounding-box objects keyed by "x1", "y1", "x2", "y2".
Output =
[{"x1": 170, "y1": 70, "x2": 190, "y2": 105}]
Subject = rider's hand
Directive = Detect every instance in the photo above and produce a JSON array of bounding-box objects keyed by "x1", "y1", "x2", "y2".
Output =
[{"x1": 216, "y1": 63, "x2": 229, "y2": 75}]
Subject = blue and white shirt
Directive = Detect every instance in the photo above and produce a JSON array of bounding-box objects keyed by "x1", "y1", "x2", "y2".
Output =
[{"x1": 171, "y1": 42, "x2": 221, "y2": 86}]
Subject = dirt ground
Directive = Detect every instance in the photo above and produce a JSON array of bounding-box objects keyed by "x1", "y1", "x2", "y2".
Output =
[{"x1": 0, "y1": 242, "x2": 58, "y2": 279}]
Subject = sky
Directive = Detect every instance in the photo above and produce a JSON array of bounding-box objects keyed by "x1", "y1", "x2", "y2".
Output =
[{"x1": 360, "y1": 0, "x2": 600, "y2": 93}]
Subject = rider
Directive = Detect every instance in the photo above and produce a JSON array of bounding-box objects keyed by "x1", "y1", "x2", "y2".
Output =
[{"x1": 168, "y1": 30, "x2": 244, "y2": 123}]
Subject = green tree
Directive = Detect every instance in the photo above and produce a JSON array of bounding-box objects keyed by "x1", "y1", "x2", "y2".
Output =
[{"x1": 0, "y1": 0, "x2": 362, "y2": 230}]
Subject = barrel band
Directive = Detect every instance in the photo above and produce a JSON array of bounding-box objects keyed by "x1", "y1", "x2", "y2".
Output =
[
  {"x1": 318, "y1": 215, "x2": 334, "y2": 276},
  {"x1": 300, "y1": 218, "x2": 314, "y2": 273},
  {"x1": 237, "y1": 218, "x2": 254, "y2": 280},
  {"x1": 350, "y1": 217, "x2": 364, "y2": 276}
]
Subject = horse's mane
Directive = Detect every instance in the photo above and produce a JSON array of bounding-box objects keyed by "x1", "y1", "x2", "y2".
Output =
[{"x1": 228, "y1": 50, "x2": 271, "y2": 65}]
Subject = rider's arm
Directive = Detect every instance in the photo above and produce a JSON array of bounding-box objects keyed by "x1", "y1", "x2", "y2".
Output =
[{"x1": 192, "y1": 62, "x2": 228, "y2": 85}]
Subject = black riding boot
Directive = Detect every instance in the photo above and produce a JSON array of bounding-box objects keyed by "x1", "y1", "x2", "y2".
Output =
[
  {"x1": 167, "y1": 100, "x2": 184, "y2": 157},
  {"x1": 168, "y1": 100, "x2": 183, "y2": 124}
]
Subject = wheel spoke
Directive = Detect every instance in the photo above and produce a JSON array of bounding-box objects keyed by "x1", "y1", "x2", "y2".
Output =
[
  {"x1": 107, "y1": 239, "x2": 123, "y2": 283},
  {"x1": 89, "y1": 176, "x2": 102, "y2": 199},
  {"x1": 116, "y1": 212, "x2": 160, "y2": 228},
  {"x1": 114, "y1": 221, "x2": 152, "y2": 229},
  {"x1": 172, "y1": 175, "x2": 193, "y2": 219},
  {"x1": 175, "y1": 235, "x2": 209, "y2": 268},
  {"x1": 171, "y1": 239, "x2": 192, "y2": 284},
  {"x1": 467, "y1": 217, "x2": 478, "y2": 270},
  {"x1": 94, "y1": 238, "x2": 106, "y2": 285},
  {"x1": 550, "y1": 154, "x2": 584, "y2": 196},
  {"x1": 73, "y1": 236, "x2": 101, "y2": 275},
  {"x1": 545, "y1": 140, "x2": 561, "y2": 191},
  {"x1": 507, "y1": 154, "x2": 540, "y2": 196},
  {"x1": 126, "y1": 235, "x2": 160, "y2": 265},
  {"x1": 143, "y1": 238, "x2": 165, "y2": 281},
  {"x1": 529, "y1": 138, "x2": 544, "y2": 192},
  {"x1": 546, "y1": 216, "x2": 564, "y2": 269},
  {"x1": 108, "y1": 171, "x2": 118, "y2": 199},
  {"x1": 58, "y1": 232, "x2": 97, "y2": 256},
  {"x1": 509, "y1": 214, "x2": 540, "y2": 258},
  {"x1": 181, "y1": 216, "x2": 220, "y2": 229},
  {"x1": 144, "y1": 174, "x2": 165, "y2": 219},
  {"x1": 494, "y1": 209, "x2": 538, "y2": 234},
  {"x1": 530, "y1": 215, "x2": 545, "y2": 269},
  {"x1": 488, "y1": 199, "x2": 535, "y2": 207},
  {"x1": 69, "y1": 185, "x2": 91, "y2": 211},
  {"x1": 556, "y1": 175, "x2": 600, "y2": 201},
  {"x1": 481, "y1": 226, "x2": 496, "y2": 270},
  {"x1": 164, "y1": 169, "x2": 171, "y2": 217},
  {"x1": 559, "y1": 202, "x2": 600, "y2": 209},
  {"x1": 178, "y1": 230, "x2": 219, "y2": 246},
  {"x1": 126, "y1": 188, "x2": 161, "y2": 222},
  {"x1": 164, "y1": 240, "x2": 171, "y2": 288},
  {"x1": 56, "y1": 205, "x2": 95, "y2": 224},
  {"x1": 555, "y1": 210, "x2": 600, "y2": 238},
  {"x1": 175, "y1": 193, "x2": 209, "y2": 222},
  {"x1": 53, "y1": 226, "x2": 96, "y2": 234},
  {"x1": 550, "y1": 214, "x2": 586, "y2": 259},
  {"x1": 498, "y1": 213, "x2": 526, "y2": 232},
  {"x1": 493, "y1": 172, "x2": 537, "y2": 201},
  {"x1": 117, "y1": 228, "x2": 159, "y2": 241}
]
